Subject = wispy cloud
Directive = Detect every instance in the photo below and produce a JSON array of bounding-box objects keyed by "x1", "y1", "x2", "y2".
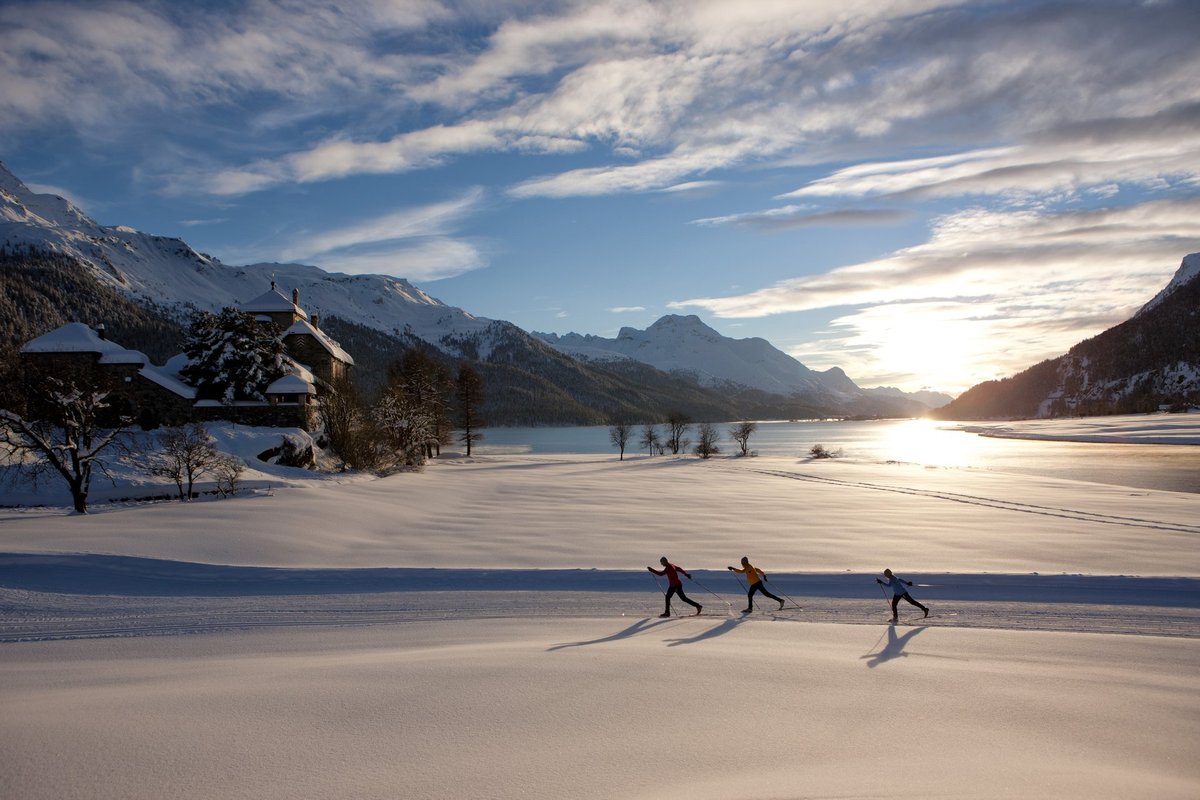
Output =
[
  {"x1": 608, "y1": 306, "x2": 645, "y2": 313},
  {"x1": 785, "y1": 104, "x2": 1200, "y2": 203},
  {"x1": 692, "y1": 205, "x2": 912, "y2": 230},
  {"x1": 279, "y1": 187, "x2": 487, "y2": 281}
]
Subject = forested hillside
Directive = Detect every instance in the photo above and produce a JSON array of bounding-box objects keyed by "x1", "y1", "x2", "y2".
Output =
[
  {"x1": 0, "y1": 249, "x2": 186, "y2": 363},
  {"x1": 935, "y1": 263, "x2": 1200, "y2": 419}
]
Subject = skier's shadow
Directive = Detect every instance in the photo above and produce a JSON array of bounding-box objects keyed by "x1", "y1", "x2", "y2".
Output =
[
  {"x1": 860, "y1": 624, "x2": 929, "y2": 668},
  {"x1": 547, "y1": 617, "x2": 675, "y2": 651},
  {"x1": 665, "y1": 615, "x2": 746, "y2": 647}
]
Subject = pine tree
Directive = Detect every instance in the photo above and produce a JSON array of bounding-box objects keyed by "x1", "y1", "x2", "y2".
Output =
[
  {"x1": 181, "y1": 308, "x2": 287, "y2": 402},
  {"x1": 455, "y1": 361, "x2": 485, "y2": 456}
]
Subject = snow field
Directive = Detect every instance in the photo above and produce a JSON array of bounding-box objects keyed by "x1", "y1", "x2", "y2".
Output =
[
  {"x1": 2, "y1": 455, "x2": 1198, "y2": 576},
  {"x1": 1, "y1": 619, "x2": 1197, "y2": 800}
]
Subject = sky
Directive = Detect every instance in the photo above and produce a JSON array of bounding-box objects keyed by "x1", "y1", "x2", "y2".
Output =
[{"x1": 2, "y1": 0, "x2": 1199, "y2": 394}]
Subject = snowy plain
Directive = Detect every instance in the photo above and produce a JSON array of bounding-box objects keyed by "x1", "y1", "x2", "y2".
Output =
[{"x1": 1, "y1": 416, "x2": 1199, "y2": 798}]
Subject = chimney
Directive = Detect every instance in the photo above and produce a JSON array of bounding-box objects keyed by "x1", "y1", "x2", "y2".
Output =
[
  {"x1": 292, "y1": 288, "x2": 300, "y2": 306},
  {"x1": 96, "y1": 323, "x2": 106, "y2": 340},
  {"x1": 311, "y1": 311, "x2": 320, "y2": 329}
]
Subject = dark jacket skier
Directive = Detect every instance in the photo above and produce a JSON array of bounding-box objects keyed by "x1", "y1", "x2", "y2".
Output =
[{"x1": 649, "y1": 557, "x2": 702, "y2": 617}]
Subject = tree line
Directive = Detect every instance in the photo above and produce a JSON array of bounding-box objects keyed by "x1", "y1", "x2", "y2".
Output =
[{"x1": 608, "y1": 414, "x2": 758, "y2": 460}]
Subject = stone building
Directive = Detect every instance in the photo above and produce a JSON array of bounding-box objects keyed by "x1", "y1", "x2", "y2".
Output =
[
  {"x1": 19, "y1": 323, "x2": 196, "y2": 428},
  {"x1": 18, "y1": 284, "x2": 354, "y2": 432},
  {"x1": 241, "y1": 283, "x2": 353, "y2": 388}
]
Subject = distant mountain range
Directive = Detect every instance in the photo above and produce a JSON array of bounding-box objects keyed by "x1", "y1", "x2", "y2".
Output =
[
  {"x1": 2, "y1": 161, "x2": 947, "y2": 423},
  {"x1": 536, "y1": 315, "x2": 952, "y2": 409},
  {"x1": 934, "y1": 253, "x2": 1200, "y2": 419}
]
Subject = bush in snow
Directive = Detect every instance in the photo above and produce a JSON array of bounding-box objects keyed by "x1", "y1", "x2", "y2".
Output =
[
  {"x1": 694, "y1": 422, "x2": 720, "y2": 459},
  {"x1": 809, "y1": 444, "x2": 842, "y2": 459}
]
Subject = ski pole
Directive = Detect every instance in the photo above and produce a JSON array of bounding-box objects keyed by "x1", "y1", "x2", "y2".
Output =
[
  {"x1": 689, "y1": 574, "x2": 733, "y2": 614},
  {"x1": 877, "y1": 581, "x2": 892, "y2": 616}
]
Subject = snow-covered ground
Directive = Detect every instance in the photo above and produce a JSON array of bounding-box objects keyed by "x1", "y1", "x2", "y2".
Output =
[{"x1": 1, "y1": 417, "x2": 1198, "y2": 798}]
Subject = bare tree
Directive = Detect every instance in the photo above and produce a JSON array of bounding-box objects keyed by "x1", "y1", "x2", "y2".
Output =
[
  {"x1": 694, "y1": 422, "x2": 720, "y2": 459},
  {"x1": 609, "y1": 421, "x2": 633, "y2": 460},
  {"x1": 639, "y1": 423, "x2": 661, "y2": 456},
  {"x1": 0, "y1": 373, "x2": 130, "y2": 514},
  {"x1": 149, "y1": 422, "x2": 224, "y2": 501},
  {"x1": 665, "y1": 411, "x2": 691, "y2": 455},
  {"x1": 319, "y1": 375, "x2": 386, "y2": 471},
  {"x1": 212, "y1": 453, "x2": 245, "y2": 497},
  {"x1": 455, "y1": 361, "x2": 485, "y2": 456},
  {"x1": 728, "y1": 420, "x2": 757, "y2": 457}
]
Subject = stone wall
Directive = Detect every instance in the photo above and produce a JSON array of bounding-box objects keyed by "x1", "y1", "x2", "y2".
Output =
[{"x1": 193, "y1": 400, "x2": 317, "y2": 431}]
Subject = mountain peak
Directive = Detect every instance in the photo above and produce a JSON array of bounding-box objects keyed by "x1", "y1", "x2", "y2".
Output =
[{"x1": 1137, "y1": 252, "x2": 1200, "y2": 316}]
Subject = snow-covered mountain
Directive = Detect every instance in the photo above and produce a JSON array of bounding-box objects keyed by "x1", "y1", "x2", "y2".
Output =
[
  {"x1": 0, "y1": 162, "x2": 507, "y2": 359},
  {"x1": 1139, "y1": 252, "x2": 1200, "y2": 315},
  {"x1": 537, "y1": 315, "x2": 847, "y2": 396},
  {"x1": 536, "y1": 315, "x2": 950, "y2": 408}
]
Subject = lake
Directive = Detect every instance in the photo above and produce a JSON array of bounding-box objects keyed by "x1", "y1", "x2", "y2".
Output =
[{"x1": 474, "y1": 418, "x2": 1200, "y2": 495}]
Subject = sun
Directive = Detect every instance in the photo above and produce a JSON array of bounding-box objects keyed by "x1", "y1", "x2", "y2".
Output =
[{"x1": 866, "y1": 305, "x2": 992, "y2": 392}]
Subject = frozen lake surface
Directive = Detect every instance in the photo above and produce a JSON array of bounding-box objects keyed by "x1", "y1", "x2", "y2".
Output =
[{"x1": 478, "y1": 415, "x2": 1200, "y2": 493}]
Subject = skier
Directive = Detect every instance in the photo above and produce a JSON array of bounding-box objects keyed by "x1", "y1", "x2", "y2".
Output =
[
  {"x1": 727, "y1": 556, "x2": 784, "y2": 613},
  {"x1": 877, "y1": 568, "x2": 929, "y2": 622},
  {"x1": 648, "y1": 556, "x2": 702, "y2": 617}
]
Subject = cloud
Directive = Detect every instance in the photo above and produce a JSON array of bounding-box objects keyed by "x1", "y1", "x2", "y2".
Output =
[
  {"x1": 785, "y1": 104, "x2": 1200, "y2": 202},
  {"x1": 691, "y1": 205, "x2": 912, "y2": 230},
  {"x1": 314, "y1": 238, "x2": 486, "y2": 283},
  {"x1": 671, "y1": 198, "x2": 1200, "y2": 390},
  {"x1": 608, "y1": 306, "x2": 645, "y2": 313},
  {"x1": 9, "y1": 0, "x2": 1197, "y2": 202},
  {"x1": 279, "y1": 187, "x2": 487, "y2": 281},
  {"x1": 672, "y1": 199, "x2": 1200, "y2": 318}
]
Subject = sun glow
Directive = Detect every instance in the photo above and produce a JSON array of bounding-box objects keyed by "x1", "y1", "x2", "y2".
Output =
[
  {"x1": 881, "y1": 418, "x2": 980, "y2": 467},
  {"x1": 870, "y1": 310, "x2": 990, "y2": 393}
]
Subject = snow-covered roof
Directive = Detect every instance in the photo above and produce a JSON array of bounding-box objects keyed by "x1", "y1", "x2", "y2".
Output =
[
  {"x1": 138, "y1": 365, "x2": 196, "y2": 399},
  {"x1": 98, "y1": 348, "x2": 148, "y2": 365},
  {"x1": 266, "y1": 374, "x2": 316, "y2": 395},
  {"x1": 285, "y1": 319, "x2": 355, "y2": 365},
  {"x1": 21, "y1": 322, "x2": 126, "y2": 355},
  {"x1": 241, "y1": 287, "x2": 308, "y2": 319}
]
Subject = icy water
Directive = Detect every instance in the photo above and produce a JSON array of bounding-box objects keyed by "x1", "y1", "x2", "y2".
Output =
[{"x1": 475, "y1": 419, "x2": 1200, "y2": 495}]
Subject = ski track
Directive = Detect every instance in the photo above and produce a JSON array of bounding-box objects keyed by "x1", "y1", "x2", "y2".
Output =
[
  {"x1": 2, "y1": 590, "x2": 1197, "y2": 644},
  {"x1": 741, "y1": 465, "x2": 1200, "y2": 534}
]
